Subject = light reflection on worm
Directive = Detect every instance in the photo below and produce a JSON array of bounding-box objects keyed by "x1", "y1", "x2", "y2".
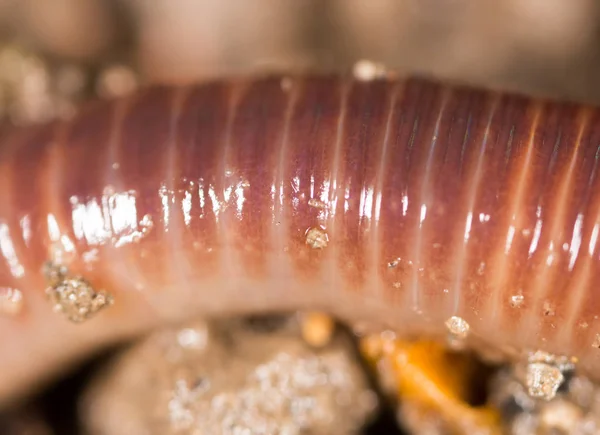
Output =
[{"x1": 1, "y1": 74, "x2": 600, "y2": 406}]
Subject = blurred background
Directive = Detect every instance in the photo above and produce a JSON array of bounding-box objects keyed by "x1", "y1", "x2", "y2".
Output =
[{"x1": 2, "y1": 0, "x2": 600, "y2": 116}]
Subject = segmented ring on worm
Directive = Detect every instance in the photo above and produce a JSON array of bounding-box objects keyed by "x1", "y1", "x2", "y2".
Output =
[{"x1": 1, "y1": 74, "x2": 600, "y2": 402}]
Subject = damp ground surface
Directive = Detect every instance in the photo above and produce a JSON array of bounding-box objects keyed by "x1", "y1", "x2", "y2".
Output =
[{"x1": 0, "y1": 318, "x2": 407, "y2": 435}]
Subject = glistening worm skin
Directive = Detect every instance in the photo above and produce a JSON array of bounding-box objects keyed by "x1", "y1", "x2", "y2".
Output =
[{"x1": 1, "y1": 75, "x2": 600, "y2": 404}]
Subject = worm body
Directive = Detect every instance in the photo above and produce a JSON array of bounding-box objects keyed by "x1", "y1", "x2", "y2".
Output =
[{"x1": 1, "y1": 75, "x2": 600, "y2": 403}]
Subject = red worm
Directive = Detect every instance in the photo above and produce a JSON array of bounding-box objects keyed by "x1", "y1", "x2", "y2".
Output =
[{"x1": 1, "y1": 75, "x2": 600, "y2": 405}]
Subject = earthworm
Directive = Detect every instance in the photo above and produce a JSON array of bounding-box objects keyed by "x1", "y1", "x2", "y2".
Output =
[{"x1": 1, "y1": 74, "x2": 600, "y2": 406}]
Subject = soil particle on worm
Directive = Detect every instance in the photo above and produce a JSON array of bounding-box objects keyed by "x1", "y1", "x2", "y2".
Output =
[{"x1": 80, "y1": 317, "x2": 378, "y2": 434}]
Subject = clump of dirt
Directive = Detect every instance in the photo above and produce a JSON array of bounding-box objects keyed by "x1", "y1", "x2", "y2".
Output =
[{"x1": 81, "y1": 317, "x2": 379, "y2": 435}]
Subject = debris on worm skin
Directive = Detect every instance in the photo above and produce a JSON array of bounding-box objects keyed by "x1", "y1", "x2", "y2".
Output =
[
  {"x1": 445, "y1": 316, "x2": 471, "y2": 340},
  {"x1": 509, "y1": 294, "x2": 525, "y2": 308},
  {"x1": 307, "y1": 198, "x2": 328, "y2": 210},
  {"x1": 46, "y1": 277, "x2": 113, "y2": 323},
  {"x1": 95, "y1": 64, "x2": 139, "y2": 99},
  {"x1": 305, "y1": 226, "x2": 329, "y2": 250},
  {"x1": 80, "y1": 317, "x2": 378, "y2": 435},
  {"x1": 445, "y1": 316, "x2": 471, "y2": 349},
  {"x1": 352, "y1": 60, "x2": 389, "y2": 82},
  {"x1": 44, "y1": 263, "x2": 113, "y2": 323},
  {"x1": 280, "y1": 77, "x2": 294, "y2": 92}
]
